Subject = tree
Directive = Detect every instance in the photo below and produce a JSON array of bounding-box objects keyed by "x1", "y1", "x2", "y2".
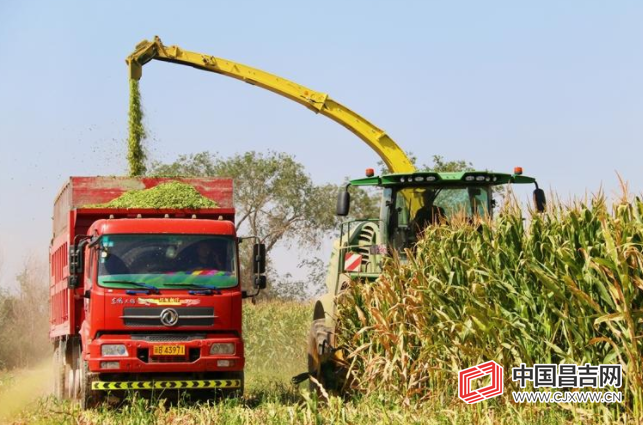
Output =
[
  {"x1": 378, "y1": 153, "x2": 474, "y2": 174},
  {"x1": 261, "y1": 257, "x2": 327, "y2": 302},
  {"x1": 0, "y1": 257, "x2": 49, "y2": 369},
  {"x1": 421, "y1": 155, "x2": 474, "y2": 172},
  {"x1": 151, "y1": 151, "x2": 346, "y2": 298},
  {"x1": 150, "y1": 151, "x2": 391, "y2": 299},
  {"x1": 151, "y1": 151, "x2": 338, "y2": 251}
]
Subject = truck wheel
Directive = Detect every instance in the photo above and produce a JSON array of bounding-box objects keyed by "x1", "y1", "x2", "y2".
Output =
[
  {"x1": 79, "y1": 356, "x2": 102, "y2": 409},
  {"x1": 53, "y1": 343, "x2": 65, "y2": 399},
  {"x1": 62, "y1": 341, "x2": 76, "y2": 399},
  {"x1": 307, "y1": 318, "x2": 336, "y2": 393},
  {"x1": 68, "y1": 342, "x2": 81, "y2": 400}
]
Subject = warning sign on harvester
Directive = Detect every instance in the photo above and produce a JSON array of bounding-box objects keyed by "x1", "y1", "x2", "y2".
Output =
[
  {"x1": 344, "y1": 252, "x2": 362, "y2": 272},
  {"x1": 92, "y1": 379, "x2": 241, "y2": 390}
]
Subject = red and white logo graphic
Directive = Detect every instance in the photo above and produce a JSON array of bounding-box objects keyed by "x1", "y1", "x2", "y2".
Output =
[
  {"x1": 343, "y1": 252, "x2": 362, "y2": 272},
  {"x1": 459, "y1": 361, "x2": 504, "y2": 404}
]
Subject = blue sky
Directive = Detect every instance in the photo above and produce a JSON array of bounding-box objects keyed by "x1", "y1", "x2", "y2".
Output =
[{"x1": 1, "y1": 1, "x2": 642, "y2": 287}]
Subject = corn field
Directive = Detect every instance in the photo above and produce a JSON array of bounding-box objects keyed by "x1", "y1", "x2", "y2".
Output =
[{"x1": 337, "y1": 192, "x2": 643, "y2": 421}]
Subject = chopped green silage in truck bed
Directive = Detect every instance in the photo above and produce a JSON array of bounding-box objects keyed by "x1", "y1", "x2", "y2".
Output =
[{"x1": 83, "y1": 181, "x2": 217, "y2": 209}]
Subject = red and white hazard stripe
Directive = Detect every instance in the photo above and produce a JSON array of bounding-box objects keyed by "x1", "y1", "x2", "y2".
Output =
[{"x1": 344, "y1": 252, "x2": 362, "y2": 272}]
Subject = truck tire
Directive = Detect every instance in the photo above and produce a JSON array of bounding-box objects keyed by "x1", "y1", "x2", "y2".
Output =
[
  {"x1": 307, "y1": 318, "x2": 336, "y2": 393},
  {"x1": 62, "y1": 341, "x2": 76, "y2": 400},
  {"x1": 79, "y1": 355, "x2": 102, "y2": 409},
  {"x1": 53, "y1": 343, "x2": 65, "y2": 399},
  {"x1": 68, "y1": 341, "x2": 81, "y2": 400}
]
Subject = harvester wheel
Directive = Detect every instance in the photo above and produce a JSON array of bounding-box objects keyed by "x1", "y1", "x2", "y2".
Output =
[{"x1": 307, "y1": 318, "x2": 339, "y2": 394}]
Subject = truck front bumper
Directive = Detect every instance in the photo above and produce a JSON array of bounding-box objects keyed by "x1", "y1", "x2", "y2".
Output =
[{"x1": 87, "y1": 334, "x2": 244, "y2": 374}]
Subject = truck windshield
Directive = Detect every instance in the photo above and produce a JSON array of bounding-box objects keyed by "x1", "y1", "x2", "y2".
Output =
[{"x1": 97, "y1": 234, "x2": 237, "y2": 290}]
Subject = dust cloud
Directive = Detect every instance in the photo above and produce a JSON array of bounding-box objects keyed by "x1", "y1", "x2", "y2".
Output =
[{"x1": 0, "y1": 360, "x2": 53, "y2": 423}]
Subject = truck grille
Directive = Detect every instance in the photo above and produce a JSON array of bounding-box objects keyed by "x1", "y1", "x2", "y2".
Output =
[
  {"x1": 131, "y1": 334, "x2": 206, "y2": 342},
  {"x1": 122, "y1": 307, "x2": 215, "y2": 327}
]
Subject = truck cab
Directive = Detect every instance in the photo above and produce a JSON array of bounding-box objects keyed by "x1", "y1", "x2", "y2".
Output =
[{"x1": 50, "y1": 177, "x2": 266, "y2": 407}]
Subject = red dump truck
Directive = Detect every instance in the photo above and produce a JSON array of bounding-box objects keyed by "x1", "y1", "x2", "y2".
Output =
[{"x1": 50, "y1": 177, "x2": 266, "y2": 407}]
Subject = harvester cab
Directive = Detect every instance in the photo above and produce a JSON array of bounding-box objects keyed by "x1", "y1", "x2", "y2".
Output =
[{"x1": 337, "y1": 168, "x2": 545, "y2": 266}]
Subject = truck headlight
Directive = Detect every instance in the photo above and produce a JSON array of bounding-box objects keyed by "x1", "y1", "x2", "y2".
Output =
[
  {"x1": 101, "y1": 344, "x2": 128, "y2": 357},
  {"x1": 209, "y1": 343, "x2": 235, "y2": 355}
]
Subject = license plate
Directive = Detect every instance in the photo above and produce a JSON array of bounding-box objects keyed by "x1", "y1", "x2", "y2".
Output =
[{"x1": 152, "y1": 345, "x2": 185, "y2": 356}]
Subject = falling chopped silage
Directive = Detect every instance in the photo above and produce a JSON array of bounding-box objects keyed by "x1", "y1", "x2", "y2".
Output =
[
  {"x1": 84, "y1": 181, "x2": 217, "y2": 209},
  {"x1": 337, "y1": 194, "x2": 643, "y2": 417},
  {"x1": 127, "y1": 79, "x2": 147, "y2": 176}
]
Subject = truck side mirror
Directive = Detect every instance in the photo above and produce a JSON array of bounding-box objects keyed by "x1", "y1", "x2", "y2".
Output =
[
  {"x1": 69, "y1": 246, "x2": 81, "y2": 274},
  {"x1": 254, "y1": 275, "x2": 267, "y2": 290},
  {"x1": 253, "y1": 243, "x2": 266, "y2": 274},
  {"x1": 68, "y1": 275, "x2": 80, "y2": 289},
  {"x1": 533, "y1": 188, "x2": 546, "y2": 213},
  {"x1": 337, "y1": 189, "x2": 350, "y2": 216}
]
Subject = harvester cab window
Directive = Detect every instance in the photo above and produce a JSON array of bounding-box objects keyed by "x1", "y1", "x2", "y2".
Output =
[
  {"x1": 395, "y1": 191, "x2": 411, "y2": 226},
  {"x1": 468, "y1": 187, "x2": 489, "y2": 217},
  {"x1": 387, "y1": 188, "x2": 419, "y2": 251},
  {"x1": 410, "y1": 189, "x2": 445, "y2": 230},
  {"x1": 416, "y1": 187, "x2": 491, "y2": 222},
  {"x1": 385, "y1": 185, "x2": 493, "y2": 251}
]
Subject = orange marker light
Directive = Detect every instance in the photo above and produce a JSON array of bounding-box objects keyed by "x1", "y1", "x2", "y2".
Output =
[
  {"x1": 365, "y1": 168, "x2": 375, "y2": 177},
  {"x1": 514, "y1": 167, "x2": 523, "y2": 175}
]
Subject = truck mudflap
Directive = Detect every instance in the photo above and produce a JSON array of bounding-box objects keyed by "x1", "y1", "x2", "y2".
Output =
[{"x1": 92, "y1": 379, "x2": 241, "y2": 390}]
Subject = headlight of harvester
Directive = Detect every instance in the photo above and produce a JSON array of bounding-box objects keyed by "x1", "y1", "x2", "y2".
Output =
[
  {"x1": 209, "y1": 343, "x2": 235, "y2": 355},
  {"x1": 101, "y1": 344, "x2": 128, "y2": 357}
]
